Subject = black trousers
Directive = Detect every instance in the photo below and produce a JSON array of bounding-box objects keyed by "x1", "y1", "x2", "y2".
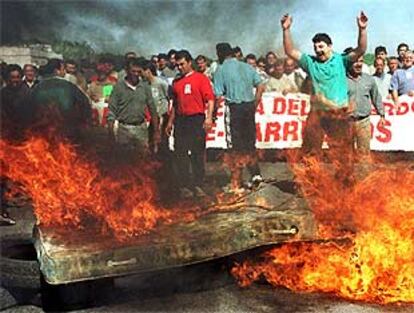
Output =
[
  {"x1": 226, "y1": 101, "x2": 261, "y2": 178},
  {"x1": 227, "y1": 101, "x2": 256, "y2": 152},
  {"x1": 174, "y1": 114, "x2": 206, "y2": 188}
]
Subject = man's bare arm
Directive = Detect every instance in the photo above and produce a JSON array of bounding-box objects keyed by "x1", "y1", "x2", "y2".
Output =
[
  {"x1": 255, "y1": 84, "x2": 265, "y2": 108},
  {"x1": 348, "y1": 11, "x2": 368, "y2": 62},
  {"x1": 204, "y1": 99, "x2": 215, "y2": 131},
  {"x1": 391, "y1": 90, "x2": 400, "y2": 109},
  {"x1": 281, "y1": 14, "x2": 302, "y2": 61},
  {"x1": 165, "y1": 107, "x2": 175, "y2": 137}
]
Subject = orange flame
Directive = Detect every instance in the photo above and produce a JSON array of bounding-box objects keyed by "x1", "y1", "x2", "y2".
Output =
[
  {"x1": 232, "y1": 156, "x2": 414, "y2": 304},
  {"x1": 222, "y1": 152, "x2": 259, "y2": 190},
  {"x1": 0, "y1": 135, "x2": 173, "y2": 241}
]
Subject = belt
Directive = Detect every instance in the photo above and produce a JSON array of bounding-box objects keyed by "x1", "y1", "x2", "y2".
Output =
[
  {"x1": 119, "y1": 121, "x2": 144, "y2": 126},
  {"x1": 176, "y1": 113, "x2": 204, "y2": 118},
  {"x1": 350, "y1": 115, "x2": 369, "y2": 121},
  {"x1": 226, "y1": 100, "x2": 254, "y2": 106}
]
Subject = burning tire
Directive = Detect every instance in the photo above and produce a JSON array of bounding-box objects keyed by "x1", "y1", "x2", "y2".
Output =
[
  {"x1": 0, "y1": 236, "x2": 41, "y2": 290},
  {"x1": 0, "y1": 237, "x2": 112, "y2": 310},
  {"x1": 40, "y1": 277, "x2": 114, "y2": 312}
]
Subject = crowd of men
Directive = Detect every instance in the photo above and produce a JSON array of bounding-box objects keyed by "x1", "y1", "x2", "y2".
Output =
[{"x1": 1, "y1": 11, "x2": 414, "y2": 225}]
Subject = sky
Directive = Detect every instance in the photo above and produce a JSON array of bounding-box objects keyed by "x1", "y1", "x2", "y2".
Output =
[{"x1": 1, "y1": 0, "x2": 413, "y2": 58}]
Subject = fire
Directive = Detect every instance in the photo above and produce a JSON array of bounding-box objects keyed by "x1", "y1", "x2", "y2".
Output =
[
  {"x1": 222, "y1": 152, "x2": 258, "y2": 189},
  {"x1": 0, "y1": 127, "x2": 247, "y2": 241},
  {"x1": 0, "y1": 134, "x2": 173, "y2": 241},
  {"x1": 232, "y1": 156, "x2": 414, "y2": 304}
]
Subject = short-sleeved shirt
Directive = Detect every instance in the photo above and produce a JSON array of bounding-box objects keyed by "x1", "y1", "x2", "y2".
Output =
[
  {"x1": 390, "y1": 66, "x2": 414, "y2": 96},
  {"x1": 172, "y1": 71, "x2": 214, "y2": 116},
  {"x1": 347, "y1": 73, "x2": 384, "y2": 118},
  {"x1": 213, "y1": 58, "x2": 263, "y2": 103},
  {"x1": 150, "y1": 77, "x2": 170, "y2": 116},
  {"x1": 299, "y1": 52, "x2": 351, "y2": 110}
]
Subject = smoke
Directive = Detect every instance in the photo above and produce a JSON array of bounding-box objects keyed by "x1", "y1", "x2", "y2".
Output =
[
  {"x1": 1, "y1": 0, "x2": 294, "y2": 57},
  {"x1": 1, "y1": 0, "x2": 413, "y2": 58}
]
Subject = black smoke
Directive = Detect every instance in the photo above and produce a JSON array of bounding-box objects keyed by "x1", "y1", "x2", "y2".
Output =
[{"x1": 1, "y1": 0, "x2": 295, "y2": 57}]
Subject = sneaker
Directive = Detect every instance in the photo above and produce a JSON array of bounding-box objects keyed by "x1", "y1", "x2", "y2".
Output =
[
  {"x1": 0, "y1": 212, "x2": 16, "y2": 226},
  {"x1": 179, "y1": 187, "x2": 194, "y2": 199},
  {"x1": 252, "y1": 175, "x2": 264, "y2": 184},
  {"x1": 194, "y1": 186, "x2": 207, "y2": 197},
  {"x1": 245, "y1": 175, "x2": 264, "y2": 189}
]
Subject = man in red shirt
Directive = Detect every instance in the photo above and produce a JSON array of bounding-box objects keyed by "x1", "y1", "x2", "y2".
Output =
[{"x1": 166, "y1": 50, "x2": 215, "y2": 199}]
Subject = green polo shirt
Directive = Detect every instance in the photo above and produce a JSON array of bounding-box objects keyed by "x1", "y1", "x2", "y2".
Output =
[{"x1": 299, "y1": 52, "x2": 352, "y2": 110}]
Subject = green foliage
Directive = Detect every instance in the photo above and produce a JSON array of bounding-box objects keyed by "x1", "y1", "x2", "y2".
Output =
[
  {"x1": 51, "y1": 41, "x2": 125, "y2": 70},
  {"x1": 94, "y1": 53, "x2": 124, "y2": 71},
  {"x1": 52, "y1": 41, "x2": 95, "y2": 61},
  {"x1": 363, "y1": 53, "x2": 375, "y2": 66}
]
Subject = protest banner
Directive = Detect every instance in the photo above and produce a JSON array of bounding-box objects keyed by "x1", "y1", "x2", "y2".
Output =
[
  {"x1": 206, "y1": 93, "x2": 414, "y2": 151},
  {"x1": 93, "y1": 93, "x2": 414, "y2": 151}
]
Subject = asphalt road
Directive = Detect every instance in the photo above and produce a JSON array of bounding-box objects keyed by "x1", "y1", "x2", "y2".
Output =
[{"x1": 1, "y1": 162, "x2": 413, "y2": 313}]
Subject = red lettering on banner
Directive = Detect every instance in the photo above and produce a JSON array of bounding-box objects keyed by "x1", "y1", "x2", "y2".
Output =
[
  {"x1": 375, "y1": 119, "x2": 392, "y2": 143},
  {"x1": 206, "y1": 123, "x2": 217, "y2": 141},
  {"x1": 256, "y1": 123, "x2": 263, "y2": 142},
  {"x1": 383, "y1": 101, "x2": 395, "y2": 116},
  {"x1": 256, "y1": 99, "x2": 264, "y2": 115},
  {"x1": 300, "y1": 99, "x2": 309, "y2": 116},
  {"x1": 396, "y1": 102, "x2": 409, "y2": 115},
  {"x1": 287, "y1": 98, "x2": 300, "y2": 115},
  {"x1": 215, "y1": 99, "x2": 225, "y2": 117},
  {"x1": 283, "y1": 121, "x2": 299, "y2": 141},
  {"x1": 273, "y1": 97, "x2": 286, "y2": 114},
  {"x1": 264, "y1": 122, "x2": 281, "y2": 142},
  {"x1": 381, "y1": 100, "x2": 414, "y2": 116}
]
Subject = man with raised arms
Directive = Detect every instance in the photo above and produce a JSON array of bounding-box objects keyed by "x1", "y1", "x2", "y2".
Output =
[{"x1": 281, "y1": 11, "x2": 368, "y2": 183}]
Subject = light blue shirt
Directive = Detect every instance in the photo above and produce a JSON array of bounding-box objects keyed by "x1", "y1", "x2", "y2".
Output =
[
  {"x1": 213, "y1": 58, "x2": 263, "y2": 103},
  {"x1": 390, "y1": 66, "x2": 414, "y2": 96},
  {"x1": 299, "y1": 52, "x2": 351, "y2": 110}
]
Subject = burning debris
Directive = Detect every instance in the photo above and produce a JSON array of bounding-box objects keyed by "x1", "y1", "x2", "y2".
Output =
[
  {"x1": 232, "y1": 156, "x2": 414, "y2": 304},
  {"x1": 0, "y1": 128, "x2": 285, "y2": 241},
  {"x1": 0, "y1": 133, "x2": 172, "y2": 240},
  {"x1": 1, "y1": 113, "x2": 413, "y2": 304},
  {"x1": 1, "y1": 126, "x2": 320, "y2": 285}
]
